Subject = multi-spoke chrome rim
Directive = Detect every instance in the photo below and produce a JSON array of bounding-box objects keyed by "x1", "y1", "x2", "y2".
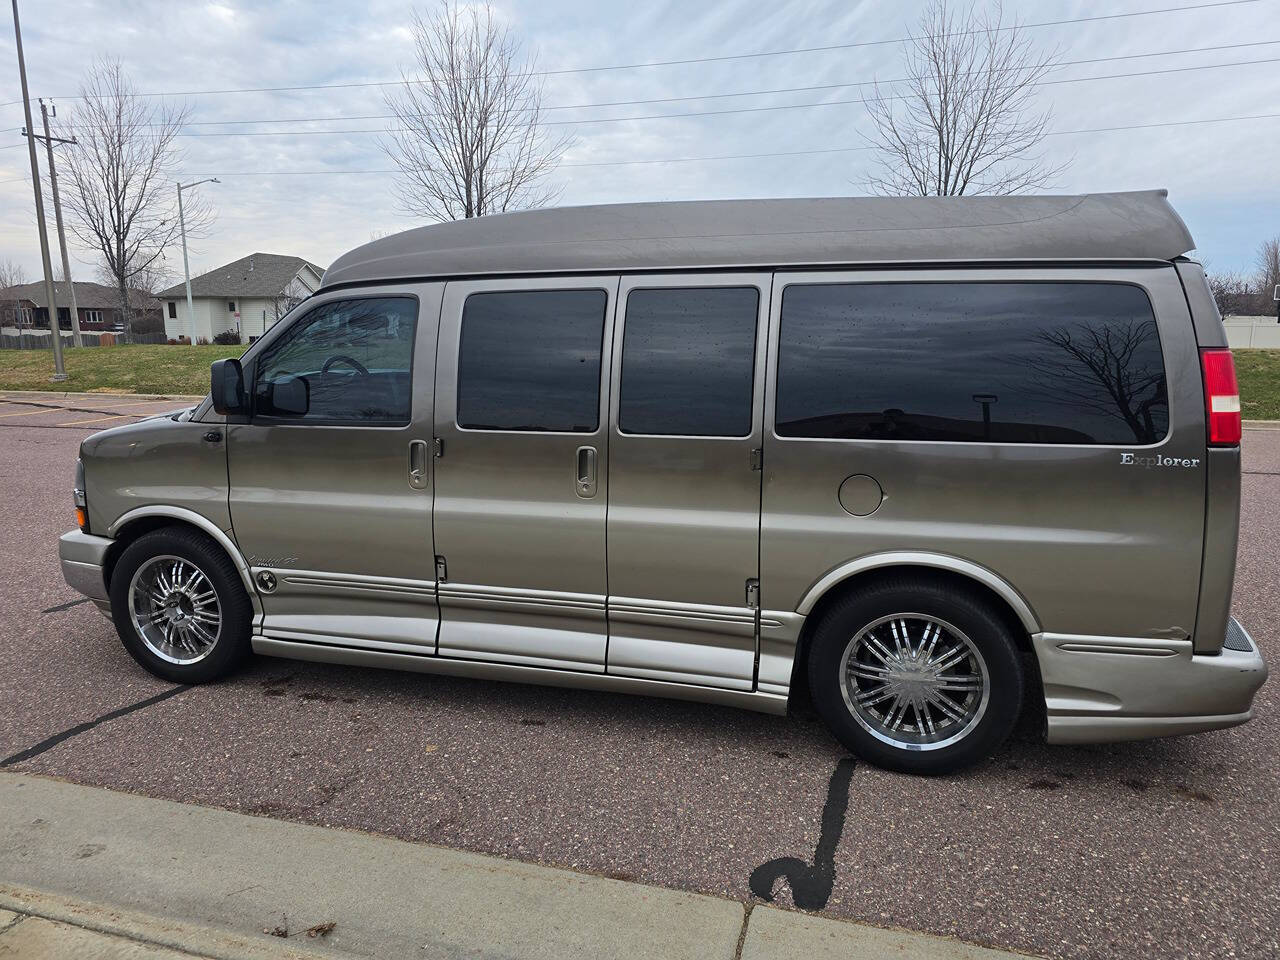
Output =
[
  {"x1": 128, "y1": 555, "x2": 222, "y2": 665},
  {"x1": 839, "y1": 614, "x2": 990, "y2": 752}
]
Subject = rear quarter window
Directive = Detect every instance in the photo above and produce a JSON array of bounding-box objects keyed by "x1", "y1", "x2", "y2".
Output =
[{"x1": 775, "y1": 281, "x2": 1168, "y2": 445}]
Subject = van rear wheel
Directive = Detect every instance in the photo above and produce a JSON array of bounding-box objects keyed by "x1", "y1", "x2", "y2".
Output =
[
  {"x1": 109, "y1": 527, "x2": 252, "y2": 684},
  {"x1": 806, "y1": 577, "x2": 1024, "y2": 774}
]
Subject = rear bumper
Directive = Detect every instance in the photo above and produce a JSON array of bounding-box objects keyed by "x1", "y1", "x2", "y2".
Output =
[
  {"x1": 59, "y1": 529, "x2": 113, "y2": 608},
  {"x1": 1036, "y1": 618, "x2": 1268, "y2": 744}
]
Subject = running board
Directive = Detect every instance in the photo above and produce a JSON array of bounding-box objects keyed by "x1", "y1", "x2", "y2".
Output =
[{"x1": 251, "y1": 635, "x2": 789, "y2": 716}]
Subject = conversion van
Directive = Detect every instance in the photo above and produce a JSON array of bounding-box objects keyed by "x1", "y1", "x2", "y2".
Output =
[{"x1": 59, "y1": 191, "x2": 1268, "y2": 773}]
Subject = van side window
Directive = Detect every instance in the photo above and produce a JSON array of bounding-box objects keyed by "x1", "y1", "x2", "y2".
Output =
[
  {"x1": 619, "y1": 287, "x2": 759, "y2": 437},
  {"x1": 457, "y1": 290, "x2": 607, "y2": 432},
  {"x1": 253, "y1": 297, "x2": 417, "y2": 424},
  {"x1": 775, "y1": 282, "x2": 1168, "y2": 445}
]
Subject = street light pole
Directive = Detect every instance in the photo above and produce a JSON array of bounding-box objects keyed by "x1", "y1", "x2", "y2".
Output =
[
  {"x1": 11, "y1": 0, "x2": 67, "y2": 380},
  {"x1": 176, "y1": 177, "x2": 217, "y2": 345}
]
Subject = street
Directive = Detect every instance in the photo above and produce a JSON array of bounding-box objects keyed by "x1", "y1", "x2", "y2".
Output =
[{"x1": 1, "y1": 394, "x2": 1276, "y2": 960}]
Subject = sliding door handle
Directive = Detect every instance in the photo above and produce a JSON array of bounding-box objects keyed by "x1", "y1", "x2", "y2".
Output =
[
  {"x1": 575, "y1": 445, "x2": 597, "y2": 499},
  {"x1": 408, "y1": 439, "x2": 429, "y2": 489}
]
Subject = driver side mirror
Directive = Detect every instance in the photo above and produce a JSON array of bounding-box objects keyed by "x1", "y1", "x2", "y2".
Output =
[{"x1": 210, "y1": 358, "x2": 246, "y2": 416}]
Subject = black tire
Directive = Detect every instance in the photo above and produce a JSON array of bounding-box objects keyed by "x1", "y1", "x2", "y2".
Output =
[
  {"x1": 806, "y1": 576, "x2": 1024, "y2": 775},
  {"x1": 109, "y1": 526, "x2": 252, "y2": 683}
]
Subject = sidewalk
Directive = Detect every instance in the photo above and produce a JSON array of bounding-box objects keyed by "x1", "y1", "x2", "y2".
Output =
[{"x1": 0, "y1": 773, "x2": 1037, "y2": 960}]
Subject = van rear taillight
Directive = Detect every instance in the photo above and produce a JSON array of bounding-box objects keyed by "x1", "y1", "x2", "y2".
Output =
[{"x1": 1200, "y1": 348, "x2": 1241, "y2": 446}]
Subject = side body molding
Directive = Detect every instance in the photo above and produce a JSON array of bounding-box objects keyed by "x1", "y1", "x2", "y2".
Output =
[
  {"x1": 107, "y1": 505, "x2": 258, "y2": 601},
  {"x1": 794, "y1": 551, "x2": 1041, "y2": 634}
]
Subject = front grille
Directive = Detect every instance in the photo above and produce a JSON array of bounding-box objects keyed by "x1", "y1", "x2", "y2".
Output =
[{"x1": 1223, "y1": 618, "x2": 1255, "y2": 652}]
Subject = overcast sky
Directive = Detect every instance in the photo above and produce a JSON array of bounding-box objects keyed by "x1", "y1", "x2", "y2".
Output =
[{"x1": 1, "y1": 0, "x2": 1277, "y2": 286}]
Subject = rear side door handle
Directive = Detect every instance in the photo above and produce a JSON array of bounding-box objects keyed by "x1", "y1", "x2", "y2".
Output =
[
  {"x1": 408, "y1": 439, "x2": 429, "y2": 489},
  {"x1": 575, "y1": 445, "x2": 597, "y2": 499}
]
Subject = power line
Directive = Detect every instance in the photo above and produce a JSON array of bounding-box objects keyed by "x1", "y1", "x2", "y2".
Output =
[
  {"x1": 537, "y1": 0, "x2": 1265, "y2": 75},
  {"x1": 92, "y1": 56, "x2": 1280, "y2": 136},
  {"x1": 132, "y1": 111, "x2": 1273, "y2": 178},
  {"x1": 541, "y1": 56, "x2": 1280, "y2": 126},
  {"x1": 17, "y1": 39, "x2": 1279, "y2": 133},
  {"x1": 2, "y1": 110, "x2": 1274, "y2": 183},
  {"x1": 1043, "y1": 110, "x2": 1280, "y2": 136},
  {"x1": 0, "y1": 0, "x2": 1258, "y2": 107},
  {"x1": 14, "y1": 55, "x2": 1274, "y2": 143}
]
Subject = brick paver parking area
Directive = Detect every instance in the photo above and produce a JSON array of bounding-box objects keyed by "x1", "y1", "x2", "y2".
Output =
[{"x1": 0, "y1": 397, "x2": 1275, "y2": 960}]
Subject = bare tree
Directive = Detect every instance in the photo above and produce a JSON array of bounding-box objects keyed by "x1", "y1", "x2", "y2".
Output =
[
  {"x1": 1257, "y1": 236, "x2": 1280, "y2": 311},
  {"x1": 1026, "y1": 322, "x2": 1168, "y2": 444},
  {"x1": 0, "y1": 259, "x2": 25, "y2": 290},
  {"x1": 864, "y1": 0, "x2": 1062, "y2": 196},
  {"x1": 59, "y1": 59, "x2": 209, "y2": 332},
  {"x1": 1205, "y1": 271, "x2": 1259, "y2": 318},
  {"x1": 381, "y1": 1, "x2": 570, "y2": 221},
  {"x1": 0, "y1": 259, "x2": 27, "y2": 327},
  {"x1": 126, "y1": 257, "x2": 176, "y2": 298}
]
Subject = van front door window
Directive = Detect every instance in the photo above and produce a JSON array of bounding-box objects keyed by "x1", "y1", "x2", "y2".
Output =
[{"x1": 252, "y1": 297, "x2": 417, "y2": 424}]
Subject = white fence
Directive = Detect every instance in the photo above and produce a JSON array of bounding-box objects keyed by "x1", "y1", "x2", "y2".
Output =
[{"x1": 1224, "y1": 316, "x2": 1280, "y2": 350}]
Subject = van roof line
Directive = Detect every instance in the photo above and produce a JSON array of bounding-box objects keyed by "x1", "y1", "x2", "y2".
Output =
[{"x1": 320, "y1": 190, "x2": 1193, "y2": 289}]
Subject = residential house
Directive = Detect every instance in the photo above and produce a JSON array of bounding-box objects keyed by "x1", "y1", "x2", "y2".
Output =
[
  {"x1": 0, "y1": 280, "x2": 162, "y2": 332},
  {"x1": 157, "y1": 253, "x2": 325, "y2": 343}
]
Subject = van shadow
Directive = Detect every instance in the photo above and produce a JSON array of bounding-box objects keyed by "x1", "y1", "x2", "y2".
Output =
[{"x1": 234, "y1": 651, "x2": 1230, "y2": 792}]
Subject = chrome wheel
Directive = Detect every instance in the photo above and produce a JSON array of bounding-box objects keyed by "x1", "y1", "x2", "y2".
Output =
[
  {"x1": 839, "y1": 614, "x2": 990, "y2": 752},
  {"x1": 128, "y1": 555, "x2": 222, "y2": 665}
]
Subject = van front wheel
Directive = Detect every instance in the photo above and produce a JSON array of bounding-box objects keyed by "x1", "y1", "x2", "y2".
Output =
[
  {"x1": 109, "y1": 527, "x2": 252, "y2": 684},
  {"x1": 807, "y1": 578, "x2": 1024, "y2": 774}
]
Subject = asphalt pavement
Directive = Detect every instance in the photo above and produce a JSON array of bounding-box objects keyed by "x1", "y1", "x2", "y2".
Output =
[{"x1": 0, "y1": 393, "x2": 1276, "y2": 960}]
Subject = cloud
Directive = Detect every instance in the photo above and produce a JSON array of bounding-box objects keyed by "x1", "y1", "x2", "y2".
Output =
[{"x1": 1, "y1": 0, "x2": 1276, "y2": 281}]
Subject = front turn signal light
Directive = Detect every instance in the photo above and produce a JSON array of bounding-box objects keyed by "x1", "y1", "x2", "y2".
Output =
[{"x1": 74, "y1": 458, "x2": 89, "y2": 532}]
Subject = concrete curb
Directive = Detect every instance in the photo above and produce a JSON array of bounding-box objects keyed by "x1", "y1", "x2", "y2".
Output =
[
  {"x1": 0, "y1": 773, "x2": 1040, "y2": 960},
  {"x1": 0, "y1": 389, "x2": 204, "y2": 402},
  {"x1": 0, "y1": 885, "x2": 327, "y2": 960}
]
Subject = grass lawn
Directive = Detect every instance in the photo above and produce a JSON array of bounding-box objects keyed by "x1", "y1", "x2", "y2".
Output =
[
  {"x1": 1234, "y1": 349, "x2": 1280, "y2": 422},
  {"x1": 0, "y1": 344, "x2": 244, "y2": 396}
]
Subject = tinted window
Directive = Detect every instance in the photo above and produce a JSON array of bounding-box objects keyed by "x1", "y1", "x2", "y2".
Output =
[
  {"x1": 776, "y1": 282, "x2": 1167, "y2": 444},
  {"x1": 618, "y1": 287, "x2": 759, "y2": 436},
  {"x1": 458, "y1": 290, "x2": 607, "y2": 432},
  {"x1": 253, "y1": 297, "x2": 417, "y2": 424}
]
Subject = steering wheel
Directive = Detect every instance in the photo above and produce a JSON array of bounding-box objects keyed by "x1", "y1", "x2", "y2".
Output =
[{"x1": 320, "y1": 354, "x2": 370, "y2": 378}]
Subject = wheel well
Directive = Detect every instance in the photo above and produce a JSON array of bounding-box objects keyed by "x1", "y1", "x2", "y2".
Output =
[
  {"x1": 788, "y1": 564, "x2": 1035, "y2": 708},
  {"x1": 102, "y1": 517, "x2": 222, "y2": 592}
]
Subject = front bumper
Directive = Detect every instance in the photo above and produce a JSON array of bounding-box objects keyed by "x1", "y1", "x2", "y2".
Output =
[
  {"x1": 59, "y1": 529, "x2": 113, "y2": 612},
  {"x1": 1036, "y1": 618, "x2": 1268, "y2": 744}
]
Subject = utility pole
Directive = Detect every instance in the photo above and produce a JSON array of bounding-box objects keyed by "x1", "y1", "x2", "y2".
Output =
[
  {"x1": 177, "y1": 177, "x2": 217, "y2": 345},
  {"x1": 11, "y1": 0, "x2": 66, "y2": 380},
  {"x1": 37, "y1": 99, "x2": 82, "y2": 347}
]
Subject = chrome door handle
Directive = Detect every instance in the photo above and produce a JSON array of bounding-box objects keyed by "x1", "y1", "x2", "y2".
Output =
[
  {"x1": 408, "y1": 439, "x2": 429, "y2": 489},
  {"x1": 575, "y1": 445, "x2": 597, "y2": 499}
]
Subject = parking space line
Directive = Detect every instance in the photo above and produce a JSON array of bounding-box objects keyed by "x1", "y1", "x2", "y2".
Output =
[
  {"x1": 56, "y1": 413, "x2": 138, "y2": 426},
  {"x1": 0, "y1": 407, "x2": 61, "y2": 419},
  {"x1": 94, "y1": 398, "x2": 183, "y2": 409}
]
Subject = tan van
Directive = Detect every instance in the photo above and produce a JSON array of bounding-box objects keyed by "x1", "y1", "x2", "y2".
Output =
[{"x1": 59, "y1": 191, "x2": 1268, "y2": 773}]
